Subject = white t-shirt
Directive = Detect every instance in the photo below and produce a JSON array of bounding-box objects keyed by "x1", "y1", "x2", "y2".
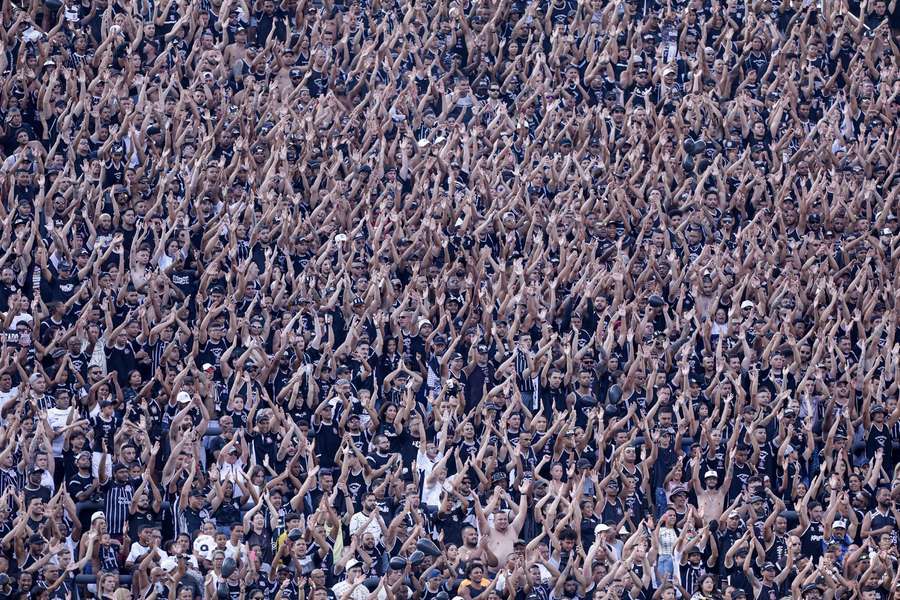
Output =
[
  {"x1": 349, "y1": 511, "x2": 383, "y2": 542},
  {"x1": 0, "y1": 386, "x2": 19, "y2": 421},
  {"x1": 218, "y1": 461, "x2": 247, "y2": 498},
  {"x1": 193, "y1": 534, "x2": 216, "y2": 561},
  {"x1": 332, "y1": 580, "x2": 370, "y2": 600},
  {"x1": 127, "y1": 542, "x2": 151, "y2": 565},
  {"x1": 47, "y1": 406, "x2": 74, "y2": 456},
  {"x1": 224, "y1": 540, "x2": 247, "y2": 563}
]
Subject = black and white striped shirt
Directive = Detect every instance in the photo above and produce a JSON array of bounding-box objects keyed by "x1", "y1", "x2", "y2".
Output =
[
  {"x1": 0, "y1": 468, "x2": 22, "y2": 508},
  {"x1": 515, "y1": 349, "x2": 535, "y2": 393},
  {"x1": 150, "y1": 339, "x2": 167, "y2": 375},
  {"x1": 102, "y1": 479, "x2": 135, "y2": 535},
  {"x1": 35, "y1": 394, "x2": 55, "y2": 411},
  {"x1": 680, "y1": 562, "x2": 706, "y2": 597}
]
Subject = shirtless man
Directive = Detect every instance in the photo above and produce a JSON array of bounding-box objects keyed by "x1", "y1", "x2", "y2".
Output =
[
  {"x1": 691, "y1": 448, "x2": 734, "y2": 521},
  {"x1": 458, "y1": 525, "x2": 481, "y2": 563},
  {"x1": 474, "y1": 487, "x2": 528, "y2": 568}
]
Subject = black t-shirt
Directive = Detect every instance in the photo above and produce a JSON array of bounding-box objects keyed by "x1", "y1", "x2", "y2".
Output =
[
  {"x1": 40, "y1": 265, "x2": 80, "y2": 304},
  {"x1": 67, "y1": 470, "x2": 95, "y2": 502},
  {"x1": 170, "y1": 268, "x2": 198, "y2": 297},
  {"x1": 92, "y1": 414, "x2": 121, "y2": 450},
  {"x1": 246, "y1": 430, "x2": 279, "y2": 466},
  {"x1": 314, "y1": 420, "x2": 342, "y2": 467},
  {"x1": 106, "y1": 342, "x2": 138, "y2": 384},
  {"x1": 181, "y1": 505, "x2": 211, "y2": 534},
  {"x1": 432, "y1": 503, "x2": 467, "y2": 546},
  {"x1": 128, "y1": 506, "x2": 160, "y2": 536},
  {"x1": 800, "y1": 521, "x2": 824, "y2": 560}
]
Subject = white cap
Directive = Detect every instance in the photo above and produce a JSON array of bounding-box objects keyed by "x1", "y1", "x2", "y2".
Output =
[
  {"x1": 160, "y1": 557, "x2": 178, "y2": 572},
  {"x1": 833, "y1": 520, "x2": 847, "y2": 529},
  {"x1": 176, "y1": 391, "x2": 191, "y2": 404},
  {"x1": 740, "y1": 300, "x2": 755, "y2": 310},
  {"x1": 595, "y1": 523, "x2": 610, "y2": 534},
  {"x1": 704, "y1": 470, "x2": 719, "y2": 479},
  {"x1": 91, "y1": 511, "x2": 105, "y2": 523}
]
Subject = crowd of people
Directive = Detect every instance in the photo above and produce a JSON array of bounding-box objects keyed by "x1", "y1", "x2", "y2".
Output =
[{"x1": 1, "y1": 0, "x2": 900, "y2": 599}]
